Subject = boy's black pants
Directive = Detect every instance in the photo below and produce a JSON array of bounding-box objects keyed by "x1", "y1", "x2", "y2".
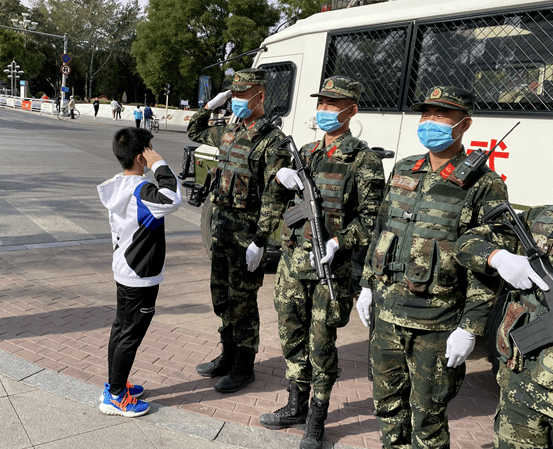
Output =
[{"x1": 108, "y1": 282, "x2": 159, "y2": 395}]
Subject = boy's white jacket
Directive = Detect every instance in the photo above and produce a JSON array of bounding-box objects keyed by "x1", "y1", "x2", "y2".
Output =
[{"x1": 97, "y1": 160, "x2": 182, "y2": 287}]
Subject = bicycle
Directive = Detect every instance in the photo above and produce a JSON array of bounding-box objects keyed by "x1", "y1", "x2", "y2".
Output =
[
  {"x1": 57, "y1": 106, "x2": 80, "y2": 120},
  {"x1": 148, "y1": 115, "x2": 159, "y2": 133}
]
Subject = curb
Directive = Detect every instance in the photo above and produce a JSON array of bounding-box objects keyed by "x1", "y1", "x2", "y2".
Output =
[{"x1": 0, "y1": 350, "x2": 360, "y2": 449}]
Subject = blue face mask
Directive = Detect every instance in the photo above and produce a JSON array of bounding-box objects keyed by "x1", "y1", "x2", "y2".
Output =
[
  {"x1": 417, "y1": 118, "x2": 465, "y2": 153},
  {"x1": 231, "y1": 92, "x2": 261, "y2": 119},
  {"x1": 316, "y1": 105, "x2": 352, "y2": 132}
]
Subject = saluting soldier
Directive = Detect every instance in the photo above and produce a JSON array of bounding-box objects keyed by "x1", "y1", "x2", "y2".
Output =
[
  {"x1": 455, "y1": 206, "x2": 553, "y2": 449},
  {"x1": 356, "y1": 86, "x2": 508, "y2": 448},
  {"x1": 187, "y1": 68, "x2": 290, "y2": 393},
  {"x1": 259, "y1": 76, "x2": 386, "y2": 449}
]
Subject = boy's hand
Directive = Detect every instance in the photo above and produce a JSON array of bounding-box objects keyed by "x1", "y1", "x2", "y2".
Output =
[{"x1": 142, "y1": 148, "x2": 163, "y2": 169}]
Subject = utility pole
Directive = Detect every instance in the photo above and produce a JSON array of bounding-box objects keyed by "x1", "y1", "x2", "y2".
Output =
[
  {"x1": 164, "y1": 83, "x2": 171, "y2": 130},
  {"x1": 0, "y1": 24, "x2": 69, "y2": 101}
]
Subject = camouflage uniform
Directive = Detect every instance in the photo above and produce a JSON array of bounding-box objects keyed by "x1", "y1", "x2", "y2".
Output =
[
  {"x1": 187, "y1": 69, "x2": 289, "y2": 355},
  {"x1": 455, "y1": 206, "x2": 553, "y2": 449},
  {"x1": 272, "y1": 77, "x2": 386, "y2": 402},
  {"x1": 361, "y1": 86, "x2": 508, "y2": 448}
]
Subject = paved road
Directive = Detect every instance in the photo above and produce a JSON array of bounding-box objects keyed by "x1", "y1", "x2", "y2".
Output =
[{"x1": 0, "y1": 107, "x2": 202, "y2": 248}]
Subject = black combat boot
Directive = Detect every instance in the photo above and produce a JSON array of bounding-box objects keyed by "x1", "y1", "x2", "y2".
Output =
[
  {"x1": 299, "y1": 397, "x2": 329, "y2": 449},
  {"x1": 259, "y1": 382, "x2": 310, "y2": 429},
  {"x1": 196, "y1": 333, "x2": 236, "y2": 378},
  {"x1": 214, "y1": 348, "x2": 255, "y2": 393}
]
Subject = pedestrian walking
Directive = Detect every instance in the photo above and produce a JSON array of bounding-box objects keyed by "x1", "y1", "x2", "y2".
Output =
[
  {"x1": 144, "y1": 103, "x2": 153, "y2": 130},
  {"x1": 96, "y1": 127, "x2": 182, "y2": 417},
  {"x1": 111, "y1": 98, "x2": 119, "y2": 120},
  {"x1": 133, "y1": 105, "x2": 143, "y2": 128},
  {"x1": 69, "y1": 96, "x2": 76, "y2": 119},
  {"x1": 93, "y1": 98, "x2": 100, "y2": 120}
]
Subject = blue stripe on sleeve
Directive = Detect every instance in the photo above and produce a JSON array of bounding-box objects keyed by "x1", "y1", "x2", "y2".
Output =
[{"x1": 133, "y1": 182, "x2": 164, "y2": 230}]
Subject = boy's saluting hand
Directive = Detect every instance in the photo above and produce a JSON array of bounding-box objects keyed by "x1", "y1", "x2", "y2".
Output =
[{"x1": 142, "y1": 148, "x2": 163, "y2": 169}]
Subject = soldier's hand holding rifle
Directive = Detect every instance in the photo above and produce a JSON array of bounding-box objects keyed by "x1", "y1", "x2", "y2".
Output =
[
  {"x1": 276, "y1": 167, "x2": 304, "y2": 190},
  {"x1": 310, "y1": 238, "x2": 339, "y2": 268},
  {"x1": 489, "y1": 249, "x2": 549, "y2": 291}
]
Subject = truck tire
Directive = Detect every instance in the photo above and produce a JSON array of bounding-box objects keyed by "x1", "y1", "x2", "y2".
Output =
[{"x1": 200, "y1": 196, "x2": 215, "y2": 259}]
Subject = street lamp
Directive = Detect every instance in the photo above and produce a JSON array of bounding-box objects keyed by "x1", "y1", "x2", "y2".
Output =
[
  {"x1": 11, "y1": 13, "x2": 39, "y2": 48},
  {"x1": 11, "y1": 13, "x2": 38, "y2": 31},
  {"x1": 3, "y1": 61, "x2": 24, "y2": 97}
]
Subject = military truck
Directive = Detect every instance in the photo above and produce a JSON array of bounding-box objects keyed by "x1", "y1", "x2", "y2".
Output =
[{"x1": 183, "y1": 0, "x2": 553, "y2": 256}]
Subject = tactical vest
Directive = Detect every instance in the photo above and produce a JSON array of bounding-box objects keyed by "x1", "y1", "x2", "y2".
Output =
[
  {"x1": 370, "y1": 155, "x2": 481, "y2": 295},
  {"x1": 216, "y1": 118, "x2": 277, "y2": 210},
  {"x1": 495, "y1": 206, "x2": 553, "y2": 389},
  {"x1": 282, "y1": 137, "x2": 362, "y2": 248}
]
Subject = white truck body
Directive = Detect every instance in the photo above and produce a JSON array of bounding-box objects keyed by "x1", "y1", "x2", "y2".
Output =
[{"x1": 195, "y1": 0, "x2": 553, "y2": 208}]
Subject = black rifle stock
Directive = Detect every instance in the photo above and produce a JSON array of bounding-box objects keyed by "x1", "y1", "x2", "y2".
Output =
[
  {"x1": 482, "y1": 201, "x2": 553, "y2": 355},
  {"x1": 278, "y1": 135, "x2": 336, "y2": 302}
]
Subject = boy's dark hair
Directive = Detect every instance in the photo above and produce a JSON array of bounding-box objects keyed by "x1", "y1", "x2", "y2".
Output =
[{"x1": 112, "y1": 127, "x2": 153, "y2": 169}]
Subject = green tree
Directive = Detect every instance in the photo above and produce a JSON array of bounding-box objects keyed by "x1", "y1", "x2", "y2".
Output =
[
  {"x1": 277, "y1": 0, "x2": 391, "y2": 23},
  {"x1": 132, "y1": 0, "x2": 279, "y2": 104},
  {"x1": 32, "y1": 0, "x2": 141, "y2": 98}
]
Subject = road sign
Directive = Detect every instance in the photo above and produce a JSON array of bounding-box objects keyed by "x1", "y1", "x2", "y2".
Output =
[
  {"x1": 61, "y1": 86, "x2": 69, "y2": 93},
  {"x1": 61, "y1": 54, "x2": 71, "y2": 64},
  {"x1": 61, "y1": 65, "x2": 71, "y2": 76}
]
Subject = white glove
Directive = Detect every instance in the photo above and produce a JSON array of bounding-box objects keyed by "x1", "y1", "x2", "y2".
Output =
[
  {"x1": 445, "y1": 327, "x2": 476, "y2": 368},
  {"x1": 310, "y1": 239, "x2": 339, "y2": 267},
  {"x1": 246, "y1": 242, "x2": 263, "y2": 272},
  {"x1": 276, "y1": 168, "x2": 304, "y2": 190},
  {"x1": 356, "y1": 288, "x2": 373, "y2": 327},
  {"x1": 207, "y1": 90, "x2": 231, "y2": 110},
  {"x1": 489, "y1": 249, "x2": 549, "y2": 291}
]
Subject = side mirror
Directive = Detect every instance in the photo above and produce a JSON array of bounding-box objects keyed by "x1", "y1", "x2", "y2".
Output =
[{"x1": 197, "y1": 75, "x2": 212, "y2": 108}]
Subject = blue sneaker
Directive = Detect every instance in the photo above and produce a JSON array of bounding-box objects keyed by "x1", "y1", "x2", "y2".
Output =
[
  {"x1": 99, "y1": 383, "x2": 150, "y2": 418},
  {"x1": 99, "y1": 381, "x2": 144, "y2": 402}
]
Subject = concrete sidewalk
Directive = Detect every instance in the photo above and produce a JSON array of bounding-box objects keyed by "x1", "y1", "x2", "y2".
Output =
[{"x1": 0, "y1": 235, "x2": 499, "y2": 449}]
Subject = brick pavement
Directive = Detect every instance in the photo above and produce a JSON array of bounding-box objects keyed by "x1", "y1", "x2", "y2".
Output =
[{"x1": 0, "y1": 235, "x2": 499, "y2": 449}]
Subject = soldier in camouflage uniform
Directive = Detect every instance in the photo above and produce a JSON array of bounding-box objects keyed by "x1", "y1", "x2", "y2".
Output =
[
  {"x1": 356, "y1": 86, "x2": 508, "y2": 448},
  {"x1": 455, "y1": 207, "x2": 553, "y2": 448},
  {"x1": 187, "y1": 68, "x2": 290, "y2": 393},
  {"x1": 258, "y1": 76, "x2": 385, "y2": 449}
]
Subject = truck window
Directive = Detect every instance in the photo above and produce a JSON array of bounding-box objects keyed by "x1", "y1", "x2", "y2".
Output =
[
  {"x1": 408, "y1": 7, "x2": 553, "y2": 114},
  {"x1": 258, "y1": 62, "x2": 296, "y2": 118},
  {"x1": 323, "y1": 24, "x2": 412, "y2": 111}
]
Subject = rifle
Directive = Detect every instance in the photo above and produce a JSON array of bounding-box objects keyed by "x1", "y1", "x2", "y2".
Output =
[
  {"x1": 482, "y1": 201, "x2": 553, "y2": 355},
  {"x1": 278, "y1": 135, "x2": 336, "y2": 303},
  {"x1": 449, "y1": 122, "x2": 520, "y2": 187}
]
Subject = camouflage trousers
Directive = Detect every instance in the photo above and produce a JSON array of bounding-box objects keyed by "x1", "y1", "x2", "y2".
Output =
[
  {"x1": 371, "y1": 318, "x2": 465, "y2": 449},
  {"x1": 210, "y1": 237, "x2": 264, "y2": 353},
  {"x1": 274, "y1": 257, "x2": 351, "y2": 402},
  {"x1": 494, "y1": 363, "x2": 553, "y2": 448}
]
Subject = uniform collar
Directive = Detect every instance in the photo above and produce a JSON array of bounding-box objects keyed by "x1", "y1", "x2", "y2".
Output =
[
  {"x1": 412, "y1": 147, "x2": 467, "y2": 173},
  {"x1": 316, "y1": 130, "x2": 353, "y2": 160}
]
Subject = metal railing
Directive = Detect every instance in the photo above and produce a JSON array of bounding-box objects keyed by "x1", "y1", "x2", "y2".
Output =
[{"x1": 0, "y1": 94, "x2": 58, "y2": 115}]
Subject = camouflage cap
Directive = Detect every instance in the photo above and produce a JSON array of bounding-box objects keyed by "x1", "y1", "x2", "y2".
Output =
[
  {"x1": 411, "y1": 86, "x2": 474, "y2": 116},
  {"x1": 229, "y1": 68, "x2": 267, "y2": 92},
  {"x1": 310, "y1": 76, "x2": 364, "y2": 103}
]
